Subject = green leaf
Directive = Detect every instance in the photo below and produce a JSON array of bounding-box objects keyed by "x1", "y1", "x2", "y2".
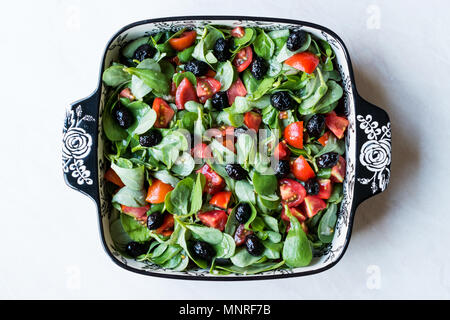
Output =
[
  {"x1": 173, "y1": 71, "x2": 197, "y2": 87},
  {"x1": 252, "y1": 170, "x2": 277, "y2": 196},
  {"x1": 235, "y1": 180, "x2": 256, "y2": 204},
  {"x1": 186, "y1": 225, "x2": 223, "y2": 245},
  {"x1": 318, "y1": 204, "x2": 338, "y2": 243},
  {"x1": 233, "y1": 28, "x2": 255, "y2": 48},
  {"x1": 177, "y1": 45, "x2": 195, "y2": 63},
  {"x1": 230, "y1": 247, "x2": 263, "y2": 267},
  {"x1": 213, "y1": 233, "x2": 236, "y2": 259},
  {"x1": 253, "y1": 30, "x2": 275, "y2": 60},
  {"x1": 111, "y1": 162, "x2": 144, "y2": 190},
  {"x1": 124, "y1": 67, "x2": 169, "y2": 95},
  {"x1": 172, "y1": 152, "x2": 195, "y2": 177},
  {"x1": 112, "y1": 186, "x2": 146, "y2": 207},
  {"x1": 215, "y1": 61, "x2": 235, "y2": 91},
  {"x1": 170, "y1": 177, "x2": 194, "y2": 215},
  {"x1": 214, "y1": 260, "x2": 285, "y2": 275},
  {"x1": 102, "y1": 65, "x2": 131, "y2": 87},
  {"x1": 120, "y1": 213, "x2": 150, "y2": 242},
  {"x1": 276, "y1": 33, "x2": 311, "y2": 62},
  {"x1": 190, "y1": 173, "x2": 206, "y2": 215},
  {"x1": 299, "y1": 68, "x2": 328, "y2": 113},
  {"x1": 121, "y1": 37, "x2": 151, "y2": 58}
]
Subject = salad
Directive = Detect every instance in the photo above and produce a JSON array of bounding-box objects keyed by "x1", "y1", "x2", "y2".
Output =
[{"x1": 101, "y1": 25, "x2": 349, "y2": 275}]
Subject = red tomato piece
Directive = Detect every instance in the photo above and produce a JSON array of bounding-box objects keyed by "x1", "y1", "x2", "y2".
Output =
[
  {"x1": 231, "y1": 27, "x2": 245, "y2": 38},
  {"x1": 318, "y1": 131, "x2": 331, "y2": 146},
  {"x1": 175, "y1": 77, "x2": 198, "y2": 110},
  {"x1": 284, "y1": 121, "x2": 304, "y2": 149},
  {"x1": 221, "y1": 126, "x2": 236, "y2": 153},
  {"x1": 273, "y1": 140, "x2": 291, "y2": 160},
  {"x1": 104, "y1": 168, "x2": 125, "y2": 187},
  {"x1": 152, "y1": 97, "x2": 175, "y2": 128},
  {"x1": 119, "y1": 88, "x2": 135, "y2": 101},
  {"x1": 146, "y1": 179, "x2": 174, "y2": 204},
  {"x1": 205, "y1": 69, "x2": 217, "y2": 78},
  {"x1": 209, "y1": 191, "x2": 232, "y2": 209},
  {"x1": 196, "y1": 164, "x2": 226, "y2": 195},
  {"x1": 191, "y1": 143, "x2": 212, "y2": 160},
  {"x1": 317, "y1": 179, "x2": 333, "y2": 199},
  {"x1": 196, "y1": 77, "x2": 221, "y2": 103},
  {"x1": 291, "y1": 155, "x2": 315, "y2": 182},
  {"x1": 121, "y1": 204, "x2": 150, "y2": 223},
  {"x1": 155, "y1": 214, "x2": 174, "y2": 236},
  {"x1": 303, "y1": 195, "x2": 327, "y2": 218},
  {"x1": 233, "y1": 46, "x2": 253, "y2": 72},
  {"x1": 284, "y1": 51, "x2": 320, "y2": 74},
  {"x1": 279, "y1": 178, "x2": 307, "y2": 207},
  {"x1": 234, "y1": 224, "x2": 254, "y2": 246},
  {"x1": 226, "y1": 77, "x2": 247, "y2": 105},
  {"x1": 244, "y1": 111, "x2": 262, "y2": 132},
  {"x1": 168, "y1": 30, "x2": 197, "y2": 51},
  {"x1": 325, "y1": 111, "x2": 349, "y2": 139},
  {"x1": 280, "y1": 206, "x2": 306, "y2": 223},
  {"x1": 331, "y1": 156, "x2": 346, "y2": 183},
  {"x1": 198, "y1": 210, "x2": 228, "y2": 231}
]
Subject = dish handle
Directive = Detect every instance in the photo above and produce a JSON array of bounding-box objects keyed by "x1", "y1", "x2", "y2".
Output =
[
  {"x1": 353, "y1": 95, "x2": 391, "y2": 206},
  {"x1": 62, "y1": 90, "x2": 100, "y2": 201}
]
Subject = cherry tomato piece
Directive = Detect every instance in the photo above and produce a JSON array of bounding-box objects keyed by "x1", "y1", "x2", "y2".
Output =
[
  {"x1": 152, "y1": 98, "x2": 175, "y2": 128},
  {"x1": 279, "y1": 178, "x2": 307, "y2": 207},
  {"x1": 169, "y1": 30, "x2": 197, "y2": 51}
]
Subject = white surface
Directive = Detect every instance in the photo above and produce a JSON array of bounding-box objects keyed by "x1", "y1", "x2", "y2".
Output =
[{"x1": 0, "y1": 0, "x2": 449, "y2": 299}]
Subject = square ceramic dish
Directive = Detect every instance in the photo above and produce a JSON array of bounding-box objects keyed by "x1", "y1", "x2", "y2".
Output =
[{"x1": 63, "y1": 16, "x2": 391, "y2": 280}]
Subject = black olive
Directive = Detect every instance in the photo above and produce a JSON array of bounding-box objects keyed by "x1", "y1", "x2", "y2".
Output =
[
  {"x1": 305, "y1": 178, "x2": 320, "y2": 195},
  {"x1": 125, "y1": 241, "x2": 149, "y2": 258},
  {"x1": 316, "y1": 152, "x2": 339, "y2": 168},
  {"x1": 306, "y1": 114, "x2": 325, "y2": 138},
  {"x1": 250, "y1": 56, "x2": 268, "y2": 80},
  {"x1": 213, "y1": 38, "x2": 231, "y2": 62},
  {"x1": 114, "y1": 103, "x2": 134, "y2": 129},
  {"x1": 225, "y1": 164, "x2": 247, "y2": 180},
  {"x1": 211, "y1": 91, "x2": 229, "y2": 110},
  {"x1": 275, "y1": 160, "x2": 291, "y2": 179},
  {"x1": 147, "y1": 212, "x2": 165, "y2": 230},
  {"x1": 286, "y1": 30, "x2": 308, "y2": 52},
  {"x1": 139, "y1": 129, "x2": 162, "y2": 147},
  {"x1": 245, "y1": 234, "x2": 264, "y2": 256},
  {"x1": 270, "y1": 91, "x2": 297, "y2": 111},
  {"x1": 192, "y1": 241, "x2": 215, "y2": 261},
  {"x1": 133, "y1": 44, "x2": 156, "y2": 61},
  {"x1": 184, "y1": 59, "x2": 209, "y2": 76},
  {"x1": 235, "y1": 203, "x2": 252, "y2": 224}
]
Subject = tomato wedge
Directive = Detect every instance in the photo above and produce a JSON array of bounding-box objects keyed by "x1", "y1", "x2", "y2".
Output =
[
  {"x1": 284, "y1": 121, "x2": 304, "y2": 149},
  {"x1": 227, "y1": 77, "x2": 247, "y2": 105},
  {"x1": 209, "y1": 191, "x2": 232, "y2": 209},
  {"x1": 220, "y1": 126, "x2": 235, "y2": 153},
  {"x1": 273, "y1": 140, "x2": 291, "y2": 160},
  {"x1": 291, "y1": 155, "x2": 315, "y2": 182},
  {"x1": 196, "y1": 164, "x2": 226, "y2": 195},
  {"x1": 234, "y1": 224, "x2": 253, "y2": 246},
  {"x1": 191, "y1": 143, "x2": 212, "y2": 160},
  {"x1": 198, "y1": 210, "x2": 228, "y2": 231},
  {"x1": 119, "y1": 88, "x2": 135, "y2": 101},
  {"x1": 284, "y1": 51, "x2": 320, "y2": 74},
  {"x1": 281, "y1": 206, "x2": 306, "y2": 223},
  {"x1": 168, "y1": 30, "x2": 197, "y2": 51},
  {"x1": 155, "y1": 214, "x2": 174, "y2": 236},
  {"x1": 152, "y1": 97, "x2": 175, "y2": 128},
  {"x1": 331, "y1": 156, "x2": 346, "y2": 183},
  {"x1": 244, "y1": 111, "x2": 262, "y2": 132},
  {"x1": 233, "y1": 46, "x2": 253, "y2": 72},
  {"x1": 318, "y1": 131, "x2": 331, "y2": 146},
  {"x1": 104, "y1": 168, "x2": 125, "y2": 187},
  {"x1": 231, "y1": 27, "x2": 245, "y2": 38},
  {"x1": 325, "y1": 111, "x2": 349, "y2": 139},
  {"x1": 279, "y1": 178, "x2": 307, "y2": 207},
  {"x1": 196, "y1": 77, "x2": 221, "y2": 103},
  {"x1": 175, "y1": 77, "x2": 198, "y2": 110},
  {"x1": 317, "y1": 179, "x2": 333, "y2": 199},
  {"x1": 303, "y1": 195, "x2": 327, "y2": 218},
  {"x1": 146, "y1": 179, "x2": 174, "y2": 204},
  {"x1": 121, "y1": 204, "x2": 150, "y2": 223}
]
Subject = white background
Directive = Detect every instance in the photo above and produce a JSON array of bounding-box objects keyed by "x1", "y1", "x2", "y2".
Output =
[{"x1": 1, "y1": 0, "x2": 449, "y2": 299}]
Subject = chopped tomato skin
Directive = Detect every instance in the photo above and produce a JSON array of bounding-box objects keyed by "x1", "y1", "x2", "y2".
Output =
[
  {"x1": 231, "y1": 27, "x2": 245, "y2": 38},
  {"x1": 331, "y1": 156, "x2": 346, "y2": 183},
  {"x1": 233, "y1": 46, "x2": 253, "y2": 72},
  {"x1": 291, "y1": 155, "x2": 315, "y2": 182},
  {"x1": 281, "y1": 206, "x2": 306, "y2": 223},
  {"x1": 191, "y1": 143, "x2": 212, "y2": 160},
  {"x1": 175, "y1": 77, "x2": 198, "y2": 110},
  {"x1": 234, "y1": 224, "x2": 253, "y2": 246},
  {"x1": 284, "y1": 52, "x2": 320, "y2": 74},
  {"x1": 279, "y1": 178, "x2": 307, "y2": 207},
  {"x1": 119, "y1": 88, "x2": 135, "y2": 101},
  {"x1": 155, "y1": 214, "x2": 174, "y2": 236},
  {"x1": 317, "y1": 179, "x2": 333, "y2": 199},
  {"x1": 284, "y1": 121, "x2": 304, "y2": 149},
  {"x1": 227, "y1": 77, "x2": 247, "y2": 105},
  {"x1": 121, "y1": 205, "x2": 150, "y2": 223},
  {"x1": 104, "y1": 168, "x2": 125, "y2": 187},
  {"x1": 325, "y1": 111, "x2": 349, "y2": 139},
  {"x1": 274, "y1": 141, "x2": 291, "y2": 160},
  {"x1": 198, "y1": 210, "x2": 228, "y2": 231},
  {"x1": 196, "y1": 77, "x2": 221, "y2": 103},
  {"x1": 244, "y1": 111, "x2": 262, "y2": 132},
  {"x1": 152, "y1": 98, "x2": 175, "y2": 128},
  {"x1": 209, "y1": 191, "x2": 232, "y2": 209},
  {"x1": 303, "y1": 195, "x2": 327, "y2": 218},
  {"x1": 169, "y1": 31, "x2": 197, "y2": 51},
  {"x1": 196, "y1": 164, "x2": 226, "y2": 195},
  {"x1": 318, "y1": 131, "x2": 331, "y2": 146},
  {"x1": 146, "y1": 179, "x2": 174, "y2": 204}
]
